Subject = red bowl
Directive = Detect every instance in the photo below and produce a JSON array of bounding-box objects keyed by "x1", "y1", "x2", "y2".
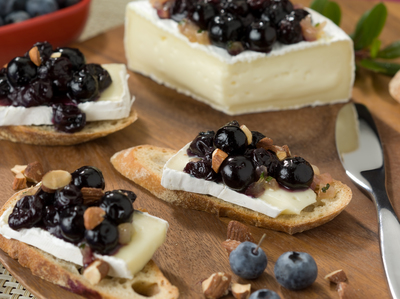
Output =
[{"x1": 0, "y1": 0, "x2": 91, "y2": 66}]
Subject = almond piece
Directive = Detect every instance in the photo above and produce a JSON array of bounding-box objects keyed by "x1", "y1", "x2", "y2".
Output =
[
  {"x1": 29, "y1": 46, "x2": 42, "y2": 66},
  {"x1": 337, "y1": 282, "x2": 359, "y2": 299},
  {"x1": 227, "y1": 220, "x2": 255, "y2": 242},
  {"x1": 11, "y1": 165, "x2": 27, "y2": 176},
  {"x1": 81, "y1": 187, "x2": 104, "y2": 205},
  {"x1": 325, "y1": 269, "x2": 347, "y2": 284},
  {"x1": 240, "y1": 125, "x2": 252, "y2": 145},
  {"x1": 137, "y1": 207, "x2": 148, "y2": 213},
  {"x1": 389, "y1": 69, "x2": 400, "y2": 103},
  {"x1": 202, "y1": 272, "x2": 231, "y2": 299},
  {"x1": 221, "y1": 239, "x2": 241, "y2": 256},
  {"x1": 50, "y1": 52, "x2": 61, "y2": 58},
  {"x1": 212, "y1": 148, "x2": 228, "y2": 173},
  {"x1": 83, "y1": 260, "x2": 109, "y2": 285},
  {"x1": 256, "y1": 137, "x2": 274, "y2": 148},
  {"x1": 41, "y1": 170, "x2": 72, "y2": 193},
  {"x1": 12, "y1": 173, "x2": 27, "y2": 191},
  {"x1": 23, "y1": 161, "x2": 44, "y2": 183},
  {"x1": 84, "y1": 207, "x2": 106, "y2": 230},
  {"x1": 231, "y1": 283, "x2": 251, "y2": 299},
  {"x1": 282, "y1": 145, "x2": 291, "y2": 158}
]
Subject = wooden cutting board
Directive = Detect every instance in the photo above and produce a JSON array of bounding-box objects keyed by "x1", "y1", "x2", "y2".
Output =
[{"x1": 1, "y1": 0, "x2": 399, "y2": 298}]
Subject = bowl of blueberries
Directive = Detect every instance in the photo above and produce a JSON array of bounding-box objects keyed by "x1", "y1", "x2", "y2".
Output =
[{"x1": 0, "y1": 0, "x2": 91, "y2": 66}]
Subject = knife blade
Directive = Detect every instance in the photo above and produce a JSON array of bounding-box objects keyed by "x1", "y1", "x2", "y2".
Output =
[{"x1": 336, "y1": 103, "x2": 400, "y2": 299}]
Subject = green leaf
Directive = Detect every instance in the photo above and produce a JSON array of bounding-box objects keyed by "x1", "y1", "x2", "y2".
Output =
[
  {"x1": 310, "y1": 0, "x2": 329, "y2": 14},
  {"x1": 370, "y1": 39, "x2": 381, "y2": 58},
  {"x1": 377, "y1": 40, "x2": 400, "y2": 59},
  {"x1": 323, "y1": 1, "x2": 341, "y2": 26},
  {"x1": 359, "y1": 59, "x2": 400, "y2": 76},
  {"x1": 322, "y1": 183, "x2": 330, "y2": 193},
  {"x1": 352, "y1": 3, "x2": 387, "y2": 51}
]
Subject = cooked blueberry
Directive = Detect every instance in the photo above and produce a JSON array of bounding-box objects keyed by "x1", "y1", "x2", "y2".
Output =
[
  {"x1": 6, "y1": 57, "x2": 37, "y2": 87},
  {"x1": 246, "y1": 20, "x2": 276, "y2": 53},
  {"x1": 275, "y1": 156, "x2": 314, "y2": 190},
  {"x1": 274, "y1": 251, "x2": 318, "y2": 290},
  {"x1": 28, "y1": 42, "x2": 53, "y2": 62},
  {"x1": 100, "y1": 190, "x2": 134, "y2": 225},
  {"x1": 247, "y1": 0, "x2": 270, "y2": 17},
  {"x1": 71, "y1": 166, "x2": 105, "y2": 190},
  {"x1": 170, "y1": 0, "x2": 193, "y2": 22},
  {"x1": 8, "y1": 78, "x2": 53, "y2": 107},
  {"x1": 4, "y1": 11, "x2": 30, "y2": 24},
  {"x1": 42, "y1": 204, "x2": 60, "y2": 227},
  {"x1": 52, "y1": 103, "x2": 86, "y2": 133},
  {"x1": 68, "y1": 71, "x2": 99, "y2": 102},
  {"x1": 248, "y1": 148, "x2": 279, "y2": 177},
  {"x1": 208, "y1": 13, "x2": 244, "y2": 49},
  {"x1": 249, "y1": 289, "x2": 281, "y2": 299},
  {"x1": 263, "y1": 0, "x2": 293, "y2": 26},
  {"x1": 222, "y1": 0, "x2": 249, "y2": 17},
  {"x1": 59, "y1": 205, "x2": 85, "y2": 243},
  {"x1": 293, "y1": 8, "x2": 309, "y2": 21},
  {"x1": 54, "y1": 184, "x2": 83, "y2": 210},
  {"x1": 85, "y1": 219, "x2": 119, "y2": 254},
  {"x1": 214, "y1": 125, "x2": 247, "y2": 155},
  {"x1": 249, "y1": 131, "x2": 266, "y2": 149},
  {"x1": 38, "y1": 57, "x2": 73, "y2": 94},
  {"x1": 184, "y1": 159, "x2": 220, "y2": 182},
  {"x1": 26, "y1": 0, "x2": 58, "y2": 17},
  {"x1": 190, "y1": 2, "x2": 216, "y2": 30},
  {"x1": 0, "y1": 73, "x2": 10, "y2": 97},
  {"x1": 276, "y1": 12, "x2": 303, "y2": 44},
  {"x1": 229, "y1": 241, "x2": 268, "y2": 279},
  {"x1": 56, "y1": 47, "x2": 86, "y2": 71},
  {"x1": 8, "y1": 195, "x2": 44, "y2": 230},
  {"x1": 187, "y1": 130, "x2": 215, "y2": 159},
  {"x1": 220, "y1": 156, "x2": 255, "y2": 192},
  {"x1": 79, "y1": 64, "x2": 112, "y2": 92},
  {"x1": 115, "y1": 190, "x2": 137, "y2": 203},
  {"x1": 36, "y1": 187, "x2": 55, "y2": 205}
]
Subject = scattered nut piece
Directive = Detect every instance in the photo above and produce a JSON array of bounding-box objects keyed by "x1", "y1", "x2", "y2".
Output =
[
  {"x1": 282, "y1": 145, "x2": 291, "y2": 157},
  {"x1": 83, "y1": 260, "x2": 109, "y2": 285},
  {"x1": 202, "y1": 272, "x2": 231, "y2": 299},
  {"x1": 337, "y1": 282, "x2": 359, "y2": 299},
  {"x1": 256, "y1": 137, "x2": 274, "y2": 148},
  {"x1": 227, "y1": 220, "x2": 255, "y2": 242},
  {"x1": 221, "y1": 239, "x2": 241, "y2": 256},
  {"x1": 81, "y1": 187, "x2": 104, "y2": 205},
  {"x1": 389, "y1": 70, "x2": 400, "y2": 103},
  {"x1": 11, "y1": 165, "x2": 27, "y2": 176},
  {"x1": 12, "y1": 173, "x2": 27, "y2": 191},
  {"x1": 212, "y1": 148, "x2": 228, "y2": 173},
  {"x1": 41, "y1": 170, "x2": 72, "y2": 193},
  {"x1": 325, "y1": 269, "x2": 347, "y2": 284},
  {"x1": 29, "y1": 46, "x2": 41, "y2": 66},
  {"x1": 231, "y1": 283, "x2": 251, "y2": 299},
  {"x1": 23, "y1": 161, "x2": 44, "y2": 183},
  {"x1": 118, "y1": 222, "x2": 133, "y2": 245},
  {"x1": 240, "y1": 125, "x2": 253, "y2": 145},
  {"x1": 269, "y1": 145, "x2": 287, "y2": 160},
  {"x1": 84, "y1": 207, "x2": 106, "y2": 230}
]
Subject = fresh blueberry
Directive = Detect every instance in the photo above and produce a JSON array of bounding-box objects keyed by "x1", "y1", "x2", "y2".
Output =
[
  {"x1": 249, "y1": 289, "x2": 281, "y2": 299},
  {"x1": 275, "y1": 156, "x2": 314, "y2": 190},
  {"x1": 274, "y1": 251, "x2": 318, "y2": 290},
  {"x1": 229, "y1": 241, "x2": 267, "y2": 279},
  {"x1": 4, "y1": 10, "x2": 30, "y2": 23},
  {"x1": 26, "y1": 0, "x2": 58, "y2": 17}
]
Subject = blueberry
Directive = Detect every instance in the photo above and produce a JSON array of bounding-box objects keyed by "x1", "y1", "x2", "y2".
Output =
[
  {"x1": 187, "y1": 130, "x2": 215, "y2": 159},
  {"x1": 68, "y1": 71, "x2": 99, "y2": 102},
  {"x1": 79, "y1": 64, "x2": 112, "y2": 92},
  {"x1": 6, "y1": 57, "x2": 37, "y2": 87},
  {"x1": 28, "y1": 42, "x2": 53, "y2": 62},
  {"x1": 52, "y1": 103, "x2": 86, "y2": 133},
  {"x1": 169, "y1": 0, "x2": 193, "y2": 22},
  {"x1": 8, "y1": 78, "x2": 53, "y2": 107},
  {"x1": 190, "y1": 2, "x2": 216, "y2": 30},
  {"x1": 229, "y1": 241, "x2": 267, "y2": 279},
  {"x1": 99, "y1": 190, "x2": 134, "y2": 225},
  {"x1": 208, "y1": 12, "x2": 245, "y2": 50},
  {"x1": 249, "y1": 131, "x2": 266, "y2": 149},
  {"x1": 71, "y1": 166, "x2": 105, "y2": 190},
  {"x1": 54, "y1": 184, "x2": 83, "y2": 210},
  {"x1": 276, "y1": 12, "x2": 303, "y2": 45},
  {"x1": 0, "y1": 73, "x2": 10, "y2": 97},
  {"x1": 245, "y1": 20, "x2": 276, "y2": 53},
  {"x1": 26, "y1": 0, "x2": 58, "y2": 17},
  {"x1": 275, "y1": 156, "x2": 314, "y2": 190},
  {"x1": 59, "y1": 205, "x2": 85, "y2": 243},
  {"x1": 39, "y1": 56, "x2": 73, "y2": 94},
  {"x1": 85, "y1": 219, "x2": 119, "y2": 254},
  {"x1": 183, "y1": 159, "x2": 220, "y2": 182},
  {"x1": 214, "y1": 124, "x2": 247, "y2": 155},
  {"x1": 8, "y1": 195, "x2": 44, "y2": 230},
  {"x1": 56, "y1": 47, "x2": 85, "y2": 71},
  {"x1": 274, "y1": 251, "x2": 318, "y2": 290},
  {"x1": 220, "y1": 156, "x2": 255, "y2": 193},
  {"x1": 249, "y1": 289, "x2": 281, "y2": 299},
  {"x1": 4, "y1": 10, "x2": 30, "y2": 24},
  {"x1": 0, "y1": 16, "x2": 4, "y2": 26},
  {"x1": 35, "y1": 187, "x2": 55, "y2": 205}
]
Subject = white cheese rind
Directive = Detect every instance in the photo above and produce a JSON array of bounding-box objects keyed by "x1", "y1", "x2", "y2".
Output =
[
  {"x1": 0, "y1": 64, "x2": 134, "y2": 126},
  {"x1": 125, "y1": 1, "x2": 355, "y2": 115},
  {"x1": 0, "y1": 208, "x2": 168, "y2": 279},
  {"x1": 161, "y1": 144, "x2": 317, "y2": 218}
]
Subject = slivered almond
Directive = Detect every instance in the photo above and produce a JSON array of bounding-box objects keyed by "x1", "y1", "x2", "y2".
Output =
[
  {"x1": 212, "y1": 148, "x2": 228, "y2": 173},
  {"x1": 256, "y1": 137, "x2": 274, "y2": 148},
  {"x1": 221, "y1": 239, "x2": 241, "y2": 256},
  {"x1": 227, "y1": 220, "x2": 254, "y2": 242},
  {"x1": 231, "y1": 283, "x2": 251, "y2": 299},
  {"x1": 202, "y1": 272, "x2": 231, "y2": 299},
  {"x1": 29, "y1": 46, "x2": 41, "y2": 66},
  {"x1": 41, "y1": 170, "x2": 71, "y2": 193},
  {"x1": 11, "y1": 165, "x2": 27, "y2": 176},
  {"x1": 23, "y1": 161, "x2": 44, "y2": 183},
  {"x1": 325, "y1": 269, "x2": 347, "y2": 284},
  {"x1": 12, "y1": 173, "x2": 27, "y2": 191},
  {"x1": 240, "y1": 125, "x2": 252, "y2": 145},
  {"x1": 83, "y1": 260, "x2": 109, "y2": 285},
  {"x1": 81, "y1": 187, "x2": 104, "y2": 205},
  {"x1": 84, "y1": 207, "x2": 106, "y2": 230}
]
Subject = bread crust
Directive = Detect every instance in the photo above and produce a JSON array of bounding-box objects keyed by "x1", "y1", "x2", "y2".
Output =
[
  {"x1": 0, "y1": 187, "x2": 179, "y2": 299},
  {"x1": 0, "y1": 108, "x2": 138, "y2": 146},
  {"x1": 110, "y1": 145, "x2": 353, "y2": 235}
]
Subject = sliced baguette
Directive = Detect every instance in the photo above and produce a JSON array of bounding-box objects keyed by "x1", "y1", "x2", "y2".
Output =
[
  {"x1": 0, "y1": 108, "x2": 138, "y2": 146},
  {"x1": 110, "y1": 145, "x2": 352, "y2": 235},
  {"x1": 0, "y1": 187, "x2": 179, "y2": 299}
]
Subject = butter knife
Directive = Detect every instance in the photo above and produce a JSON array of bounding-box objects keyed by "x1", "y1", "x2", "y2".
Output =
[{"x1": 335, "y1": 103, "x2": 400, "y2": 299}]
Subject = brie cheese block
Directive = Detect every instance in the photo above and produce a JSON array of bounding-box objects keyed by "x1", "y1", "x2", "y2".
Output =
[
  {"x1": 0, "y1": 64, "x2": 134, "y2": 126},
  {"x1": 125, "y1": 1, "x2": 355, "y2": 115},
  {"x1": 0, "y1": 208, "x2": 168, "y2": 279},
  {"x1": 161, "y1": 143, "x2": 317, "y2": 218}
]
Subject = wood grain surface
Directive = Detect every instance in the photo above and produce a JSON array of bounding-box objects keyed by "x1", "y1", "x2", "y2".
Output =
[{"x1": 1, "y1": 0, "x2": 400, "y2": 298}]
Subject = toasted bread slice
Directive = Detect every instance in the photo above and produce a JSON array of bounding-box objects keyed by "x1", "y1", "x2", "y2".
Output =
[
  {"x1": 110, "y1": 145, "x2": 352, "y2": 235},
  {"x1": 0, "y1": 187, "x2": 179, "y2": 299},
  {"x1": 0, "y1": 108, "x2": 138, "y2": 146}
]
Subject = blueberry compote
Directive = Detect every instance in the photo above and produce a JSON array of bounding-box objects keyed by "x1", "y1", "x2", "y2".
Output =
[
  {"x1": 8, "y1": 166, "x2": 136, "y2": 257},
  {"x1": 183, "y1": 121, "x2": 314, "y2": 197},
  {"x1": 0, "y1": 42, "x2": 112, "y2": 133},
  {"x1": 152, "y1": 0, "x2": 311, "y2": 55}
]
